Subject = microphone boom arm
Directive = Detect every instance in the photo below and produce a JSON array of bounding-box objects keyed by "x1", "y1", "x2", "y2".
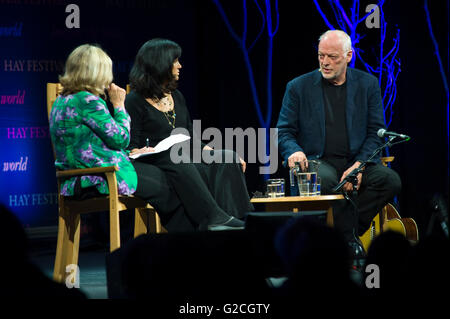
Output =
[{"x1": 332, "y1": 136, "x2": 396, "y2": 193}]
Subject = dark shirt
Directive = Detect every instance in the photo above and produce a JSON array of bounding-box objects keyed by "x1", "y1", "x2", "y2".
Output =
[
  {"x1": 321, "y1": 77, "x2": 349, "y2": 171},
  {"x1": 277, "y1": 68, "x2": 386, "y2": 166},
  {"x1": 125, "y1": 90, "x2": 192, "y2": 149},
  {"x1": 125, "y1": 90, "x2": 205, "y2": 154}
]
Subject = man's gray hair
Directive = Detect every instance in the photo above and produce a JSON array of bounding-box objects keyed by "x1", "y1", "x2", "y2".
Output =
[{"x1": 319, "y1": 30, "x2": 352, "y2": 53}]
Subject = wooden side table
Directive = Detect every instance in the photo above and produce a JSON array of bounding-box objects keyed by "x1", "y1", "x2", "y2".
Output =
[{"x1": 250, "y1": 195, "x2": 345, "y2": 227}]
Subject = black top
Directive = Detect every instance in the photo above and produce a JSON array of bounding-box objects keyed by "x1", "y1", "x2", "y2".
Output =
[
  {"x1": 321, "y1": 77, "x2": 349, "y2": 171},
  {"x1": 125, "y1": 90, "x2": 199, "y2": 150}
]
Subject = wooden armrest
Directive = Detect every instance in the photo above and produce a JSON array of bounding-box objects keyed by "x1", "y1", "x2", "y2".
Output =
[{"x1": 56, "y1": 166, "x2": 118, "y2": 178}]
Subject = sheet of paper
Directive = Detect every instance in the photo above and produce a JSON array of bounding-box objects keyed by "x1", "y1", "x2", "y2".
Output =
[{"x1": 129, "y1": 134, "x2": 191, "y2": 159}]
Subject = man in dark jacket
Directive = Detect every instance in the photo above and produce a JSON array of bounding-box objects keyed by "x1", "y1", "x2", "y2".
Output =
[{"x1": 276, "y1": 30, "x2": 401, "y2": 241}]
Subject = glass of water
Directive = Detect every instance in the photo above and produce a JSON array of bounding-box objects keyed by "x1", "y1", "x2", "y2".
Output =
[
  {"x1": 295, "y1": 160, "x2": 320, "y2": 196},
  {"x1": 266, "y1": 178, "x2": 285, "y2": 198}
]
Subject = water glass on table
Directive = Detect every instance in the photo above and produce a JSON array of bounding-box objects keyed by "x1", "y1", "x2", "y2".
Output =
[
  {"x1": 297, "y1": 172, "x2": 318, "y2": 196},
  {"x1": 266, "y1": 178, "x2": 285, "y2": 198},
  {"x1": 292, "y1": 160, "x2": 320, "y2": 197}
]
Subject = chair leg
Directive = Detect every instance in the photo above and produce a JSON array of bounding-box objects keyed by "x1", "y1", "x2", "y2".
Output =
[
  {"x1": 155, "y1": 211, "x2": 162, "y2": 233},
  {"x1": 53, "y1": 207, "x2": 69, "y2": 283},
  {"x1": 109, "y1": 206, "x2": 121, "y2": 252},
  {"x1": 64, "y1": 212, "x2": 81, "y2": 281},
  {"x1": 54, "y1": 210, "x2": 80, "y2": 284},
  {"x1": 326, "y1": 206, "x2": 334, "y2": 227},
  {"x1": 105, "y1": 172, "x2": 121, "y2": 252},
  {"x1": 147, "y1": 209, "x2": 164, "y2": 233},
  {"x1": 134, "y1": 207, "x2": 149, "y2": 237}
]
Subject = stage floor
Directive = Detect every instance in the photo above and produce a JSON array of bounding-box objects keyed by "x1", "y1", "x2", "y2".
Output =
[
  {"x1": 27, "y1": 237, "x2": 363, "y2": 299},
  {"x1": 29, "y1": 239, "x2": 109, "y2": 299}
]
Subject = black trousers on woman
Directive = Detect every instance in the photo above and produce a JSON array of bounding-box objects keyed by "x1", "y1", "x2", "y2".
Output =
[
  {"x1": 194, "y1": 149, "x2": 254, "y2": 219},
  {"x1": 318, "y1": 159, "x2": 402, "y2": 242},
  {"x1": 134, "y1": 148, "x2": 253, "y2": 231},
  {"x1": 132, "y1": 160, "x2": 197, "y2": 232}
]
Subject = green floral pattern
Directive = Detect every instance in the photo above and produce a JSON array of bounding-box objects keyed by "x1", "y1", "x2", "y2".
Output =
[{"x1": 49, "y1": 91, "x2": 137, "y2": 196}]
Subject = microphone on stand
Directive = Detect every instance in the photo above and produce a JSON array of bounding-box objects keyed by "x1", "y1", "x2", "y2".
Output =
[{"x1": 377, "y1": 128, "x2": 410, "y2": 140}]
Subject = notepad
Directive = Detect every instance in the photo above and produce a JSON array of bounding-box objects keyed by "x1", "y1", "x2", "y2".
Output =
[{"x1": 129, "y1": 134, "x2": 191, "y2": 159}]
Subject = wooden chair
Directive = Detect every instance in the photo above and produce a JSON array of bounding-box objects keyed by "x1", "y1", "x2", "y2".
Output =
[{"x1": 47, "y1": 83, "x2": 163, "y2": 283}]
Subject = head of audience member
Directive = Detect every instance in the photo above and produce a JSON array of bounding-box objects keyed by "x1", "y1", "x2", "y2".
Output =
[
  {"x1": 0, "y1": 204, "x2": 86, "y2": 298},
  {"x1": 274, "y1": 216, "x2": 352, "y2": 291},
  {"x1": 59, "y1": 44, "x2": 113, "y2": 98},
  {"x1": 129, "y1": 38, "x2": 182, "y2": 100},
  {"x1": 0, "y1": 203, "x2": 28, "y2": 264},
  {"x1": 410, "y1": 234, "x2": 450, "y2": 297},
  {"x1": 318, "y1": 30, "x2": 353, "y2": 85},
  {"x1": 364, "y1": 231, "x2": 413, "y2": 295}
]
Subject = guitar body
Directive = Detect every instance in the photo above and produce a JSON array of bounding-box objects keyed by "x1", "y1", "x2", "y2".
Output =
[
  {"x1": 396, "y1": 217, "x2": 419, "y2": 242},
  {"x1": 360, "y1": 214, "x2": 381, "y2": 252},
  {"x1": 384, "y1": 218, "x2": 406, "y2": 236},
  {"x1": 359, "y1": 203, "x2": 419, "y2": 252}
]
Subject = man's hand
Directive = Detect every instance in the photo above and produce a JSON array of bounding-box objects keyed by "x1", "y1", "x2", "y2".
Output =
[
  {"x1": 340, "y1": 161, "x2": 363, "y2": 192},
  {"x1": 287, "y1": 151, "x2": 307, "y2": 170}
]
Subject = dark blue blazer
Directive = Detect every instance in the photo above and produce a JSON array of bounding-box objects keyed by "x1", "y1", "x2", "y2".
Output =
[{"x1": 276, "y1": 67, "x2": 386, "y2": 166}]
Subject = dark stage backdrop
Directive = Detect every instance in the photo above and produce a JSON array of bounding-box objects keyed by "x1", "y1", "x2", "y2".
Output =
[{"x1": 0, "y1": 0, "x2": 448, "y2": 239}]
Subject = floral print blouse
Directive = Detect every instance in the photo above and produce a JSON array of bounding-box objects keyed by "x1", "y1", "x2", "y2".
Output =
[{"x1": 49, "y1": 91, "x2": 137, "y2": 196}]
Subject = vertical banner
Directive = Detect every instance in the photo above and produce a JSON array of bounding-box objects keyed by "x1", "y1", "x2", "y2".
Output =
[
  {"x1": 0, "y1": 2, "x2": 67, "y2": 227},
  {"x1": 0, "y1": 0, "x2": 196, "y2": 228}
]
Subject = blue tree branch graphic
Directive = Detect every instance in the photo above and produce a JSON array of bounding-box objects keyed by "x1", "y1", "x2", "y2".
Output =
[
  {"x1": 424, "y1": 0, "x2": 450, "y2": 178},
  {"x1": 212, "y1": 0, "x2": 279, "y2": 130},
  {"x1": 313, "y1": 0, "x2": 400, "y2": 167},
  {"x1": 313, "y1": 0, "x2": 400, "y2": 132}
]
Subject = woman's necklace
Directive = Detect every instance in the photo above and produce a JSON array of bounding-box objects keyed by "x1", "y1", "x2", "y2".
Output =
[
  {"x1": 149, "y1": 95, "x2": 176, "y2": 128},
  {"x1": 163, "y1": 108, "x2": 176, "y2": 128}
]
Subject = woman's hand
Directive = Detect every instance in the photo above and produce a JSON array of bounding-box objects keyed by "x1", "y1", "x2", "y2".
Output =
[
  {"x1": 239, "y1": 157, "x2": 246, "y2": 173},
  {"x1": 202, "y1": 146, "x2": 246, "y2": 173},
  {"x1": 129, "y1": 147, "x2": 155, "y2": 156},
  {"x1": 107, "y1": 83, "x2": 126, "y2": 108}
]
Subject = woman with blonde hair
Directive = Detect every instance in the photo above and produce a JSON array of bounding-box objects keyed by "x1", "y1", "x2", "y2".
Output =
[{"x1": 50, "y1": 44, "x2": 188, "y2": 231}]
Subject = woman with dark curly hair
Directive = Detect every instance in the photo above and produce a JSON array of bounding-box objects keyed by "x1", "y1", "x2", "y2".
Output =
[{"x1": 126, "y1": 38, "x2": 253, "y2": 231}]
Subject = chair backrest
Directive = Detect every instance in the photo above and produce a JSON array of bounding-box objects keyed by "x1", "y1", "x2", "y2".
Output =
[
  {"x1": 46, "y1": 83, "x2": 63, "y2": 119},
  {"x1": 380, "y1": 156, "x2": 395, "y2": 167},
  {"x1": 46, "y1": 83, "x2": 63, "y2": 159}
]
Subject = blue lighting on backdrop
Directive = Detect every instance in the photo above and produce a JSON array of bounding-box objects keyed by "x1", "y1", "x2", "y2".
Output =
[
  {"x1": 212, "y1": 0, "x2": 279, "y2": 130},
  {"x1": 313, "y1": 0, "x2": 400, "y2": 162},
  {"x1": 424, "y1": 0, "x2": 450, "y2": 178},
  {"x1": 213, "y1": 0, "x2": 279, "y2": 179}
]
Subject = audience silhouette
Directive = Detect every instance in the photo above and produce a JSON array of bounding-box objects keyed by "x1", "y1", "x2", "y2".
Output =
[
  {"x1": 0, "y1": 204, "x2": 86, "y2": 298},
  {"x1": 363, "y1": 230, "x2": 450, "y2": 302},
  {"x1": 363, "y1": 231, "x2": 414, "y2": 297},
  {"x1": 273, "y1": 216, "x2": 362, "y2": 311},
  {"x1": 2, "y1": 198, "x2": 449, "y2": 307},
  {"x1": 116, "y1": 230, "x2": 271, "y2": 303}
]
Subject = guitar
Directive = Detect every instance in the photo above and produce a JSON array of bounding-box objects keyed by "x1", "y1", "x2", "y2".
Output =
[{"x1": 359, "y1": 203, "x2": 419, "y2": 252}]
